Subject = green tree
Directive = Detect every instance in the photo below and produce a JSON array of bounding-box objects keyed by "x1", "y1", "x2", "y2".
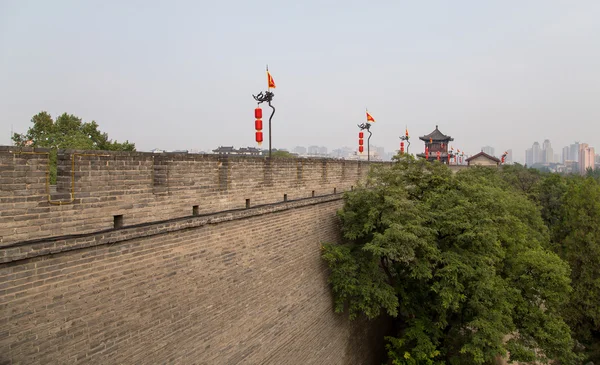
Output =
[
  {"x1": 270, "y1": 150, "x2": 295, "y2": 158},
  {"x1": 585, "y1": 167, "x2": 600, "y2": 180},
  {"x1": 498, "y1": 163, "x2": 542, "y2": 199},
  {"x1": 322, "y1": 156, "x2": 578, "y2": 364},
  {"x1": 551, "y1": 176, "x2": 600, "y2": 363},
  {"x1": 12, "y1": 111, "x2": 135, "y2": 183}
]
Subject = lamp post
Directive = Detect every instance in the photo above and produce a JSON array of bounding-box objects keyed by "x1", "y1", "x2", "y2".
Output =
[
  {"x1": 399, "y1": 127, "x2": 410, "y2": 154},
  {"x1": 357, "y1": 122, "x2": 372, "y2": 161},
  {"x1": 252, "y1": 66, "x2": 276, "y2": 159}
]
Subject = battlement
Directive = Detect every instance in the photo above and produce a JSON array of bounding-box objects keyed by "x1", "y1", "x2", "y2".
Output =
[{"x1": 0, "y1": 146, "x2": 380, "y2": 247}]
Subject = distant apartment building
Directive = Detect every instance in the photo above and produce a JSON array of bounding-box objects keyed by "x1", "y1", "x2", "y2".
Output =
[
  {"x1": 481, "y1": 146, "x2": 495, "y2": 156},
  {"x1": 307, "y1": 145, "x2": 320, "y2": 155},
  {"x1": 562, "y1": 146, "x2": 570, "y2": 163},
  {"x1": 526, "y1": 142, "x2": 542, "y2": 166},
  {"x1": 542, "y1": 139, "x2": 553, "y2": 163},
  {"x1": 532, "y1": 142, "x2": 542, "y2": 164},
  {"x1": 579, "y1": 143, "x2": 595, "y2": 175},
  {"x1": 570, "y1": 142, "x2": 580, "y2": 162},
  {"x1": 293, "y1": 146, "x2": 307, "y2": 155}
]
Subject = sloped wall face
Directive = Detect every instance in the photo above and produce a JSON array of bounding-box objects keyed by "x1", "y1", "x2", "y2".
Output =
[
  {"x1": 0, "y1": 147, "x2": 373, "y2": 247},
  {"x1": 0, "y1": 199, "x2": 387, "y2": 365},
  {"x1": 0, "y1": 147, "x2": 391, "y2": 364}
]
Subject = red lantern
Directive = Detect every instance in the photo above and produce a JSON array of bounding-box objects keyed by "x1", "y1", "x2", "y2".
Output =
[
  {"x1": 359, "y1": 139, "x2": 364, "y2": 146},
  {"x1": 254, "y1": 108, "x2": 263, "y2": 146},
  {"x1": 359, "y1": 131, "x2": 364, "y2": 139},
  {"x1": 359, "y1": 145, "x2": 364, "y2": 153},
  {"x1": 425, "y1": 147, "x2": 429, "y2": 159},
  {"x1": 400, "y1": 141, "x2": 404, "y2": 154}
]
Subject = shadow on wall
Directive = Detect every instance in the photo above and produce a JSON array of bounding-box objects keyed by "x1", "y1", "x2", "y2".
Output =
[{"x1": 345, "y1": 314, "x2": 392, "y2": 364}]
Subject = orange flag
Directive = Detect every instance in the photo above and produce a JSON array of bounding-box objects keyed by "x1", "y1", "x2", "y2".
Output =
[
  {"x1": 267, "y1": 71, "x2": 276, "y2": 89},
  {"x1": 366, "y1": 111, "x2": 375, "y2": 123},
  {"x1": 405, "y1": 127, "x2": 409, "y2": 137}
]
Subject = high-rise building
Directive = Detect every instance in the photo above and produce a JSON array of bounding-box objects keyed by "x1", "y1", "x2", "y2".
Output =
[
  {"x1": 307, "y1": 145, "x2": 319, "y2": 155},
  {"x1": 532, "y1": 142, "x2": 542, "y2": 165},
  {"x1": 293, "y1": 146, "x2": 307, "y2": 155},
  {"x1": 570, "y1": 142, "x2": 580, "y2": 162},
  {"x1": 562, "y1": 146, "x2": 570, "y2": 163},
  {"x1": 526, "y1": 148, "x2": 533, "y2": 166},
  {"x1": 542, "y1": 139, "x2": 553, "y2": 164},
  {"x1": 579, "y1": 143, "x2": 595, "y2": 175},
  {"x1": 482, "y1": 146, "x2": 495, "y2": 156}
]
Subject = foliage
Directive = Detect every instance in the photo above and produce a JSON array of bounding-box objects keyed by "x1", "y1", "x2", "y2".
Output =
[
  {"x1": 269, "y1": 150, "x2": 295, "y2": 158},
  {"x1": 322, "y1": 156, "x2": 580, "y2": 364},
  {"x1": 541, "y1": 174, "x2": 600, "y2": 363},
  {"x1": 12, "y1": 111, "x2": 135, "y2": 183}
]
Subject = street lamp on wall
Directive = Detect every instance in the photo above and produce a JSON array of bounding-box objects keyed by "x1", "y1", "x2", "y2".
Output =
[
  {"x1": 357, "y1": 110, "x2": 375, "y2": 161},
  {"x1": 399, "y1": 126, "x2": 410, "y2": 154},
  {"x1": 252, "y1": 66, "x2": 276, "y2": 159},
  {"x1": 357, "y1": 123, "x2": 373, "y2": 161}
]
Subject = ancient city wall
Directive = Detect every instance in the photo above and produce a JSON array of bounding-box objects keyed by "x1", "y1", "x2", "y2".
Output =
[
  {"x1": 0, "y1": 146, "x2": 374, "y2": 247},
  {"x1": 0, "y1": 147, "x2": 389, "y2": 364}
]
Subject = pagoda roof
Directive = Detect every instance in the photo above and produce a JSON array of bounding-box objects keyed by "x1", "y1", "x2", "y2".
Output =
[{"x1": 419, "y1": 125, "x2": 454, "y2": 142}]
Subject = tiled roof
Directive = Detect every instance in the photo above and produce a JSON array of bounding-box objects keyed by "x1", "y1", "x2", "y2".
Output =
[
  {"x1": 419, "y1": 125, "x2": 454, "y2": 142},
  {"x1": 466, "y1": 151, "x2": 500, "y2": 163},
  {"x1": 212, "y1": 146, "x2": 236, "y2": 152}
]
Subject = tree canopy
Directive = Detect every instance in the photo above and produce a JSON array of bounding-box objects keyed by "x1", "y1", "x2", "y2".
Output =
[
  {"x1": 12, "y1": 111, "x2": 135, "y2": 151},
  {"x1": 322, "y1": 156, "x2": 592, "y2": 364},
  {"x1": 12, "y1": 111, "x2": 135, "y2": 183}
]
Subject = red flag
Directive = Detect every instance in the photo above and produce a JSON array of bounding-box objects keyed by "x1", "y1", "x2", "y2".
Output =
[
  {"x1": 366, "y1": 111, "x2": 375, "y2": 123},
  {"x1": 267, "y1": 71, "x2": 276, "y2": 89}
]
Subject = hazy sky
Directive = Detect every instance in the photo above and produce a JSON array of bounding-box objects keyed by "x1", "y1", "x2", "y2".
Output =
[{"x1": 1, "y1": 1, "x2": 599, "y2": 162}]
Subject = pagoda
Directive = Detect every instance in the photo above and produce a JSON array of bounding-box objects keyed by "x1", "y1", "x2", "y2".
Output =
[{"x1": 416, "y1": 125, "x2": 454, "y2": 163}]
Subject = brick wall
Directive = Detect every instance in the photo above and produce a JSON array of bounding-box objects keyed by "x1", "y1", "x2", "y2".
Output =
[
  {"x1": 0, "y1": 147, "x2": 377, "y2": 247},
  {"x1": 0, "y1": 147, "x2": 391, "y2": 364},
  {"x1": 0, "y1": 197, "x2": 388, "y2": 364}
]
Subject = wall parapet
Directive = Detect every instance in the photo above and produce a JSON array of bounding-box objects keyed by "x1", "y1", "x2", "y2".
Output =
[
  {"x1": 1, "y1": 194, "x2": 343, "y2": 264},
  {"x1": 0, "y1": 146, "x2": 384, "y2": 246}
]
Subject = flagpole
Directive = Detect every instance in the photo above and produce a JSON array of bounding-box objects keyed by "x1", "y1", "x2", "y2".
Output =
[
  {"x1": 366, "y1": 108, "x2": 370, "y2": 161},
  {"x1": 253, "y1": 66, "x2": 276, "y2": 160},
  {"x1": 267, "y1": 65, "x2": 271, "y2": 159}
]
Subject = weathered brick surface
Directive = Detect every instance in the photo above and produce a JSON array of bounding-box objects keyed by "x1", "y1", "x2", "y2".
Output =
[
  {"x1": 0, "y1": 147, "x2": 382, "y2": 247},
  {"x1": 0, "y1": 199, "x2": 388, "y2": 364}
]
